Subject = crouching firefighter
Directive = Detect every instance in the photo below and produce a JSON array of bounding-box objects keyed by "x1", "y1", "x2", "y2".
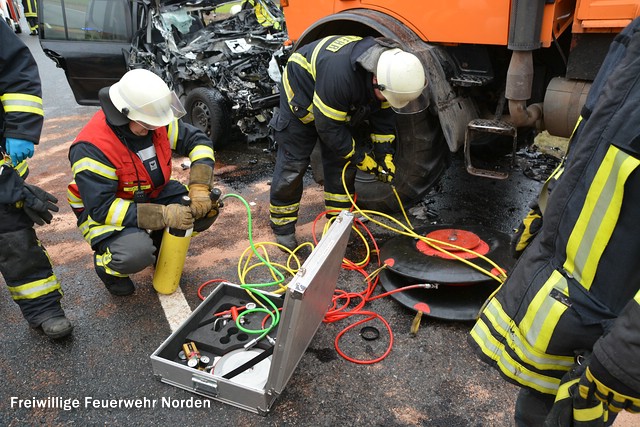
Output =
[
  {"x1": 0, "y1": 21, "x2": 73, "y2": 339},
  {"x1": 469, "y1": 17, "x2": 640, "y2": 426},
  {"x1": 68, "y1": 69, "x2": 219, "y2": 296}
]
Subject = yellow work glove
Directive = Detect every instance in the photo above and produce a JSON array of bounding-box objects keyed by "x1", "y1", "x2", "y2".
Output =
[
  {"x1": 511, "y1": 204, "x2": 543, "y2": 258},
  {"x1": 137, "y1": 203, "x2": 194, "y2": 230},
  {"x1": 188, "y1": 163, "x2": 214, "y2": 219},
  {"x1": 355, "y1": 152, "x2": 379, "y2": 174},
  {"x1": 376, "y1": 153, "x2": 395, "y2": 183}
]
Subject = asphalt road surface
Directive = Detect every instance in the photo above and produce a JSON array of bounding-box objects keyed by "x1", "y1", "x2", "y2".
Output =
[{"x1": 1, "y1": 20, "x2": 636, "y2": 427}]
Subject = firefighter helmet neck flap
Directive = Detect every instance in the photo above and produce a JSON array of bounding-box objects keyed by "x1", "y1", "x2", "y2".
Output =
[
  {"x1": 376, "y1": 48, "x2": 429, "y2": 113},
  {"x1": 108, "y1": 69, "x2": 186, "y2": 129}
]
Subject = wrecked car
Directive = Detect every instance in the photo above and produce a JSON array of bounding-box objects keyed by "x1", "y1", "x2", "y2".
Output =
[{"x1": 38, "y1": 0, "x2": 289, "y2": 147}]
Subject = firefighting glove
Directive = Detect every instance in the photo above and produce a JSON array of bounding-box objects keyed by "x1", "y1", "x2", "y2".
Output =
[
  {"x1": 20, "y1": 183, "x2": 59, "y2": 225},
  {"x1": 376, "y1": 153, "x2": 396, "y2": 183},
  {"x1": 511, "y1": 202, "x2": 543, "y2": 258},
  {"x1": 188, "y1": 163, "x2": 214, "y2": 219},
  {"x1": 544, "y1": 356, "x2": 607, "y2": 427},
  {"x1": 579, "y1": 355, "x2": 640, "y2": 414},
  {"x1": 5, "y1": 138, "x2": 35, "y2": 165},
  {"x1": 137, "y1": 203, "x2": 194, "y2": 231},
  {"x1": 351, "y1": 147, "x2": 380, "y2": 175}
]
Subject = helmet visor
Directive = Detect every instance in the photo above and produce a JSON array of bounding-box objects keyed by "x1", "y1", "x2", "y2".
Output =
[
  {"x1": 131, "y1": 91, "x2": 186, "y2": 129},
  {"x1": 382, "y1": 82, "x2": 430, "y2": 114}
]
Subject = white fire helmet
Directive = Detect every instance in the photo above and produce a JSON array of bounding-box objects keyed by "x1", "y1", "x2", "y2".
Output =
[
  {"x1": 109, "y1": 69, "x2": 186, "y2": 129},
  {"x1": 376, "y1": 48, "x2": 429, "y2": 113}
]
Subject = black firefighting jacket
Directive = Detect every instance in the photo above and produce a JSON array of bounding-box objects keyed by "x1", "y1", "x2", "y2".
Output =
[
  {"x1": 0, "y1": 20, "x2": 44, "y2": 201},
  {"x1": 282, "y1": 35, "x2": 397, "y2": 159},
  {"x1": 470, "y1": 18, "x2": 640, "y2": 399}
]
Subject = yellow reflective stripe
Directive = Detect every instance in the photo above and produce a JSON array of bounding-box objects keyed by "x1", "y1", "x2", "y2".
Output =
[
  {"x1": 310, "y1": 37, "x2": 332, "y2": 78},
  {"x1": 635, "y1": 290, "x2": 640, "y2": 304},
  {"x1": 482, "y1": 297, "x2": 574, "y2": 369},
  {"x1": 72, "y1": 157, "x2": 117, "y2": 180},
  {"x1": 189, "y1": 145, "x2": 215, "y2": 163},
  {"x1": 520, "y1": 270, "x2": 569, "y2": 351},
  {"x1": 371, "y1": 134, "x2": 395, "y2": 143},
  {"x1": 282, "y1": 63, "x2": 315, "y2": 124},
  {"x1": 15, "y1": 160, "x2": 28, "y2": 177},
  {"x1": 9, "y1": 275, "x2": 61, "y2": 300},
  {"x1": 271, "y1": 217, "x2": 296, "y2": 226},
  {"x1": 105, "y1": 198, "x2": 131, "y2": 226},
  {"x1": 67, "y1": 189, "x2": 84, "y2": 209},
  {"x1": 313, "y1": 92, "x2": 348, "y2": 122},
  {"x1": 95, "y1": 251, "x2": 128, "y2": 277},
  {"x1": 287, "y1": 52, "x2": 313, "y2": 74},
  {"x1": 564, "y1": 146, "x2": 640, "y2": 288},
  {"x1": 167, "y1": 119, "x2": 179, "y2": 149},
  {"x1": 470, "y1": 318, "x2": 561, "y2": 394},
  {"x1": 122, "y1": 184, "x2": 151, "y2": 193},
  {"x1": 381, "y1": 101, "x2": 391, "y2": 109},
  {"x1": 79, "y1": 216, "x2": 124, "y2": 244},
  {"x1": 555, "y1": 378, "x2": 579, "y2": 401},
  {"x1": 324, "y1": 192, "x2": 352, "y2": 204},
  {"x1": 269, "y1": 203, "x2": 299, "y2": 215},
  {"x1": 1, "y1": 93, "x2": 44, "y2": 116},
  {"x1": 574, "y1": 403, "x2": 604, "y2": 422}
]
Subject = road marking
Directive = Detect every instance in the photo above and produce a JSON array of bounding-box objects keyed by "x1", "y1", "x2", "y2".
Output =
[{"x1": 157, "y1": 288, "x2": 192, "y2": 332}]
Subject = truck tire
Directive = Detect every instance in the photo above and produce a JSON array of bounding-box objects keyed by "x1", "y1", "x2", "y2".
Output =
[
  {"x1": 311, "y1": 111, "x2": 447, "y2": 213},
  {"x1": 184, "y1": 87, "x2": 230, "y2": 149}
]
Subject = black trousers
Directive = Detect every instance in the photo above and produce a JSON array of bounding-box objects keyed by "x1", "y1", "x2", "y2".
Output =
[
  {"x1": 0, "y1": 203, "x2": 65, "y2": 327},
  {"x1": 269, "y1": 99, "x2": 356, "y2": 235}
]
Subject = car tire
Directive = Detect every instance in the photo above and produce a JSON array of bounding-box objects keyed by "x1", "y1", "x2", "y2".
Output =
[
  {"x1": 311, "y1": 111, "x2": 447, "y2": 213},
  {"x1": 184, "y1": 87, "x2": 230, "y2": 148}
]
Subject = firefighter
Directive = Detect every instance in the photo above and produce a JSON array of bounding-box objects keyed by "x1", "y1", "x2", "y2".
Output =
[
  {"x1": 0, "y1": 21, "x2": 73, "y2": 339},
  {"x1": 269, "y1": 35, "x2": 427, "y2": 250},
  {"x1": 469, "y1": 18, "x2": 640, "y2": 426},
  {"x1": 21, "y1": 0, "x2": 37, "y2": 35},
  {"x1": 68, "y1": 69, "x2": 218, "y2": 296}
]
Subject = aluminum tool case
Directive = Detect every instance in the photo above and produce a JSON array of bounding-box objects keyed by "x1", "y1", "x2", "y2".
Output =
[{"x1": 150, "y1": 211, "x2": 353, "y2": 415}]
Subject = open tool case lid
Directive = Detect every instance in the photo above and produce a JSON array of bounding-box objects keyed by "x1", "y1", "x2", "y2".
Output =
[
  {"x1": 266, "y1": 210, "x2": 353, "y2": 394},
  {"x1": 150, "y1": 211, "x2": 353, "y2": 413}
]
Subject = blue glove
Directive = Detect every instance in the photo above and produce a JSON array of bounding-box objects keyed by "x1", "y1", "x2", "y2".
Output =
[{"x1": 5, "y1": 138, "x2": 35, "y2": 165}]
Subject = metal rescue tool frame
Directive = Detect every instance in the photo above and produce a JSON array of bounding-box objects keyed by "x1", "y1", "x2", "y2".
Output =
[{"x1": 151, "y1": 211, "x2": 353, "y2": 415}]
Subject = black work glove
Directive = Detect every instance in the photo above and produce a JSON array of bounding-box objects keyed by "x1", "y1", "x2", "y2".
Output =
[
  {"x1": 511, "y1": 202, "x2": 543, "y2": 258},
  {"x1": 544, "y1": 354, "x2": 607, "y2": 427},
  {"x1": 21, "y1": 183, "x2": 60, "y2": 225},
  {"x1": 579, "y1": 355, "x2": 640, "y2": 414}
]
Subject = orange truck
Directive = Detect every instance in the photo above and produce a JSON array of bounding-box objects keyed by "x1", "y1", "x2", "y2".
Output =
[{"x1": 280, "y1": 0, "x2": 640, "y2": 211}]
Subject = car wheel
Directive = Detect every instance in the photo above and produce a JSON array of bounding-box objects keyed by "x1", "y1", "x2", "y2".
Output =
[
  {"x1": 311, "y1": 111, "x2": 447, "y2": 213},
  {"x1": 184, "y1": 87, "x2": 230, "y2": 148}
]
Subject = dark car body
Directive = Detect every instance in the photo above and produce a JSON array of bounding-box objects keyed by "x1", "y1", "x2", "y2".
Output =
[{"x1": 38, "y1": 0, "x2": 288, "y2": 146}]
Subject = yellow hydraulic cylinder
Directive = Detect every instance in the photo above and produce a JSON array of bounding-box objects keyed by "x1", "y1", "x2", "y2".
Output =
[{"x1": 153, "y1": 196, "x2": 193, "y2": 295}]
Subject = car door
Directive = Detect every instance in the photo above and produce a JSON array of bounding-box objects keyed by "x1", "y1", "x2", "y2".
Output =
[{"x1": 38, "y1": 0, "x2": 137, "y2": 105}]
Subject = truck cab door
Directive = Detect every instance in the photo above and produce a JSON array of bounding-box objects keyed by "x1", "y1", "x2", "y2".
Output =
[{"x1": 38, "y1": 0, "x2": 135, "y2": 106}]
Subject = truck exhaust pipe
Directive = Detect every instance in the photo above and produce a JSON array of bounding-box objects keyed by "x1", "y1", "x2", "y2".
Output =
[{"x1": 504, "y1": 0, "x2": 546, "y2": 128}]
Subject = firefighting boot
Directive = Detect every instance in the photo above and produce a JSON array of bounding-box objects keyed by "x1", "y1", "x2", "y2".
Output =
[
  {"x1": 96, "y1": 267, "x2": 135, "y2": 296},
  {"x1": 41, "y1": 315, "x2": 73, "y2": 339},
  {"x1": 275, "y1": 233, "x2": 298, "y2": 251}
]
